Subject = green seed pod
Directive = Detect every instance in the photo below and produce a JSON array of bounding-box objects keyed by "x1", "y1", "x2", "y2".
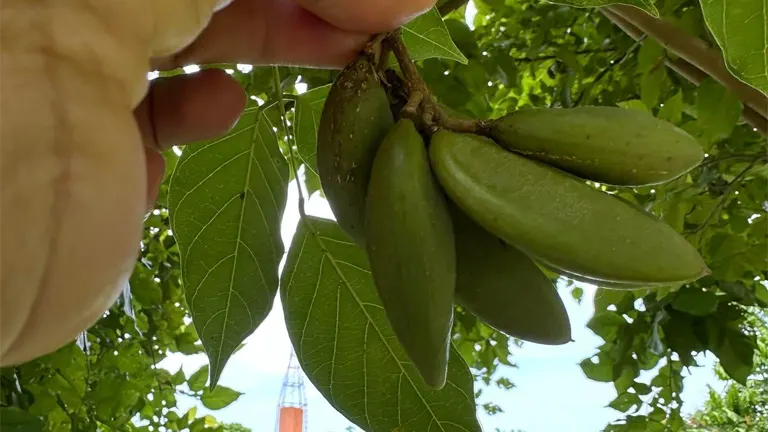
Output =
[
  {"x1": 366, "y1": 119, "x2": 456, "y2": 390},
  {"x1": 486, "y1": 106, "x2": 705, "y2": 186},
  {"x1": 451, "y1": 204, "x2": 571, "y2": 345},
  {"x1": 317, "y1": 55, "x2": 394, "y2": 247},
  {"x1": 429, "y1": 130, "x2": 709, "y2": 286}
]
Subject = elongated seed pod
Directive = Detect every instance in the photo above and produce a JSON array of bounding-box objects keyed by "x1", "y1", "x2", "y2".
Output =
[
  {"x1": 317, "y1": 54, "x2": 394, "y2": 247},
  {"x1": 429, "y1": 130, "x2": 709, "y2": 286},
  {"x1": 485, "y1": 106, "x2": 705, "y2": 186},
  {"x1": 366, "y1": 119, "x2": 456, "y2": 389},
  {"x1": 451, "y1": 204, "x2": 571, "y2": 344}
]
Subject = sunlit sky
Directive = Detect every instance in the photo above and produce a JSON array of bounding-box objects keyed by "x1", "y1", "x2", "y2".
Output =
[{"x1": 155, "y1": 2, "x2": 728, "y2": 430}]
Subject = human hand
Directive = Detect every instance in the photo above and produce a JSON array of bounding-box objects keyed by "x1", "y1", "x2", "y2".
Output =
[
  {"x1": 134, "y1": 0, "x2": 436, "y2": 209},
  {"x1": 0, "y1": 0, "x2": 433, "y2": 367}
]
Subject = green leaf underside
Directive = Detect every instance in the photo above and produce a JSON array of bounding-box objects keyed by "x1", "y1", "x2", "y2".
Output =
[
  {"x1": 280, "y1": 216, "x2": 481, "y2": 432},
  {"x1": 201, "y1": 386, "x2": 243, "y2": 410},
  {"x1": 169, "y1": 104, "x2": 289, "y2": 387},
  {"x1": 188, "y1": 365, "x2": 210, "y2": 392},
  {"x1": 403, "y1": 7, "x2": 469, "y2": 64},
  {"x1": 548, "y1": 0, "x2": 659, "y2": 17},
  {"x1": 699, "y1": 0, "x2": 768, "y2": 93},
  {"x1": 294, "y1": 85, "x2": 331, "y2": 178},
  {"x1": 0, "y1": 408, "x2": 44, "y2": 432},
  {"x1": 711, "y1": 328, "x2": 756, "y2": 385},
  {"x1": 697, "y1": 78, "x2": 743, "y2": 142}
]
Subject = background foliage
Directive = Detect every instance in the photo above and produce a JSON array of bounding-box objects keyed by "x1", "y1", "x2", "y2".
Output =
[{"x1": 2, "y1": 0, "x2": 766, "y2": 430}]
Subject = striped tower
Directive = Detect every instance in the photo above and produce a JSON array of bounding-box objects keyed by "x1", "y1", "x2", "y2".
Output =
[{"x1": 276, "y1": 350, "x2": 307, "y2": 432}]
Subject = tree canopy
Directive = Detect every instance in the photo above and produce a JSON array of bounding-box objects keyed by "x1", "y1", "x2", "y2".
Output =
[{"x1": 1, "y1": 0, "x2": 766, "y2": 431}]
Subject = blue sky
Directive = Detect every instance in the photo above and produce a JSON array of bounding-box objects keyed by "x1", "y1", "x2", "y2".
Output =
[{"x1": 159, "y1": 178, "x2": 726, "y2": 432}]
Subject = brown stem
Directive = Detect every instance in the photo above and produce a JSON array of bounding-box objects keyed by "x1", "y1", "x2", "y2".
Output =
[
  {"x1": 605, "y1": 5, "x2": 767, "y2": 119},
  {"x1": 600, "y1": 7, "x2": 767, "y2": 136},
  {"x1": 377, "y1": 43, "x2": 392, "y2": 73},
  {"x1": 514, "y1": 48, "x2": 617, "y2": 63},
  {"x1": 387, "y1": 30, "x2": 483, "y2": 134},
  {"x1": 388, "y1": 30, "x2": 427, "y2": 96},
  {"x1": 363, "y1": 32, "x2": 388, "y2": 72},
  {"x1": 686, "y1": 157, "x2": 762, "y2": 235},
  {"x1": 600, "y1": 8, "x2": 643, "y2": 39},
  {"x1": 436, "y1": 108, "x2": 483, "y2": 133},
  {"x1": 402, "y1": 91, "x2": 424, "y2": 118},
  {"x1": 667, "y1": 58, "x2": 768, "y2": 135}
]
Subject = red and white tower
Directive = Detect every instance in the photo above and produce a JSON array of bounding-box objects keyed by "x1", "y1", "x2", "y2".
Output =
[{"x1": 276, "y1": 350, "x2": 307, "y2": 432}]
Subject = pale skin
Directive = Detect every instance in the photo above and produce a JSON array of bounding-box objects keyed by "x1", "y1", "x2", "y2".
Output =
[
  {"x1": 0, "y1": 0, "x2": 435, "y2": 365},
  {"x1": 139, "y1": 0, "x2": 436, "y2": 208}
]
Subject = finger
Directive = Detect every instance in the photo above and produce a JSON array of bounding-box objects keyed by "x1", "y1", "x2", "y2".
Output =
[
  {"x1": 294, "y1": 0, "x2": 437, "y2": 33},
  {"x1": 134, "y1": 68, "x2": 247, "y2": 152},
  {"x1": 145, "y1": 149, "x2": 166, "y2": 211},
  {"x1": 166, "y1": 0, "x2": 369, "y2": 70}
]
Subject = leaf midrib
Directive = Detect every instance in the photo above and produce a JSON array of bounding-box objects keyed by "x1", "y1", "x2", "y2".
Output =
[
  {"x1": 305, "y1": 219, "x2": 458, "y2": 432},
  {"x1": 211, "y1": 113, "x2": 260, "y2": 385}
]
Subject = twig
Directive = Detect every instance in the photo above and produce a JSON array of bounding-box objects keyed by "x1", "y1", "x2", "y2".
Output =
[
  {"x1": 388, "y1": 30, "x2": 428, "y2": 96},
  {"x1": 402, "y1": 90, "x2": 424, "y2": 118},
  {"x1": 387, "y1": 30, "x2": 482, "y2": 134},
  {"x1": 434, "y1": 106, "x2": 483, "y2": 133},
  {"x1": 605, "y1": 5, "x2": 768, "y2": 119},
  {"x1": 600, "y1": 7, "x2": 643, "y2": 39},
  {"x1": 686, "y1": 157, "x2": 762, "y2": 235},
  {"x1": 513, "y1": 48, "x2": 616, "y2": 63},
  {"x1": 377, "y1": 43, "x2": 392, "y2": 74},
  {"x1": 699, "y1": 154, "x2": 763, "y2": 166},
  {"x1": 573, "y1": 38, "x2": 643, "y2": 106},
  {"x1": 272, "y1": 66, "x2": 306, "y2": 218},
  {"x1": 438, "y1": 0, "x2": 470, "y2": 17},
  {"x1": 664, "y1": 57, "x2": 768, "y2": 135},
  {"x1": 600, "y1": 8, "x2": 768, "y2": 136}
]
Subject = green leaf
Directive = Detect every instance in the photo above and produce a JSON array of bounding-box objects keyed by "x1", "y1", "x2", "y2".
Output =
[
  {"x1": 402, "y1": 7, "x2": 468, "y2": 64},
  {"x1": 637, "y1": 40, "x2": 664, "y2": 74},
  {"x1": 616, "y1": 99, "x2": 650, "y2": 112},
  {"x1": 0, "y1": 408, "x2": 44, "y2": 432},
  {"x1": 671, "y1": 288, "x2": 720, "y2": 316},
  {"x1": 190, "y1": 415, "x2": 219, "y2": 432},
  {"x1": 608, "y1": 392, "x2": 642, "y2": 413},
  {"x1": 756, "y1": 283, "x2": 768, "y2": 304},
  {"x1": 201, "y1": 386, "x2": 243, "y2": 410},
  {"x1": 658, "y1": 91, "x2": 683, "y2": 124},
  {"x1": 280, "y1": 216, "x2": 481, "y2": 432},
  {"x1": 594, "y1": 288, "x2": 630, "y2": 312},
  {"x1": 169, "y1": 103, "x2": 289, "y2": 387},
  {"x1": 171, "y1": 367, "x2": 187, "y2": 386},
  {"x1": 571, "y1": 287, "x2": 584, "y2": 304},
  {"x1": 129, "y1": 264, "x2": 163, "y2": 306},
  {"x1": 546, "y1": 0, "x2": 658, "y2": 16},
  {"x1": 699, "y1": 0, "x2": 768, "y2": 93},
  {"x1": 613, "y1": 361, "x2": 640, "y2": 394},
  {"x1": 711, "y1": 327, "x2": 756, "y2": 385},
  {"x1": 587, "y1": 312, "x2": 627, "y2": 342},
  {"x1": 668, "y1": 410, "x2": 685, "y2": 430},
  {"x1": 580, "y1": 354, "x2": 614, "y2": 382},
  {"x1": 294, "y1": 84, "x2": 330, "y2": 184},
  {"x1": 188, "y1": 365, "x2": 209, "y2": 392},
  {"x1": 696, "y1": 78, "x2": 743, "y2": 143},
  {"x1": 641, "y1": 67, "x2": 666, "y2": 109},
  {"x1": 663, "y1": 310, "x2": 707, "y2": 367},
  {"x1": 446, "y1": 19, "x2": 481, "y2": 59},
  {"x1": 633, "y1": 382, "x2": 652, "y2": 395}
]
